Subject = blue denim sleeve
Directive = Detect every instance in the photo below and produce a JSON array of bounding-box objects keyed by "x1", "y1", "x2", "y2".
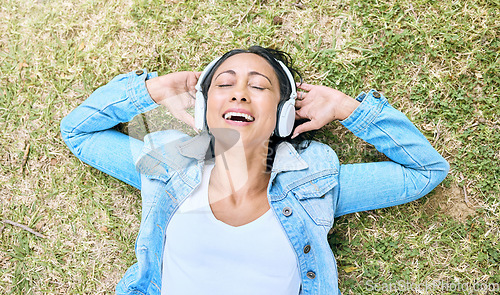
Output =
[
  {"x1": 60, "y1": 69, "x2": 159, "y2": 190},
  {"x1": 334, "y1": 90, "x2": 450, "y2": 217}
]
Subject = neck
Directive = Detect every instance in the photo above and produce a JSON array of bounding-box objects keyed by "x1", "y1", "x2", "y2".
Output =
[{"x1": 210, "y1": 138, "x2": 271, "y2": 205}]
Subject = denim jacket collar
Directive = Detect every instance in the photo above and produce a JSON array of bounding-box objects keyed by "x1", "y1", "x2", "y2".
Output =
[
  {"x1": 271, "y1": 141, "x2": 309, "y2": 173},
  {"x1": 176, "y1": 131, "x2": 309, "y2": 173},
  {"x1": 177, "y1": 131, "x2": 213, "y2": 160}
]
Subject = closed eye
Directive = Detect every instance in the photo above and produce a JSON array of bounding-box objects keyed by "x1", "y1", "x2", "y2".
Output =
[{"x1": 251, "y1": 85, "x2": 267, "y2": 90}]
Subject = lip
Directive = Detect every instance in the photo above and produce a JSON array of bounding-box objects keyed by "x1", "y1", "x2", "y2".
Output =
[{"x1": 222, "y1": 108, "x2": 255, "y2": 126}]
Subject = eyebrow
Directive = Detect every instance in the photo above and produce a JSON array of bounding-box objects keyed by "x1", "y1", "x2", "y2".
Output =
[{"x1": 215, "y1": 70, "x2": 272, "y2": 85}]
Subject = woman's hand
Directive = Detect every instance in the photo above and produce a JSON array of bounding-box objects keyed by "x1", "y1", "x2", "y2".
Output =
[
  {"x1": 146, "y1": 71, "x2": 201, "y2": 130},
  {"x1": 292, "y1": 83, "x2": 360, "y2": 138}
]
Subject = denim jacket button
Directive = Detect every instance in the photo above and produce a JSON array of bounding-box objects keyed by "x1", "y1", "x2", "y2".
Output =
[
  {"x1": 135, "y1": 69, "x2": 144, "y2": 76},
  {"x1": 373, "y1": 91, "x2": 381, "y2": 98},
  {"x1": 282, "y1": 207, "x2": 292, "y2": 217},
  {"x1": 303, "y1": 245, "x2": 311, "y2": 253},
  {"x1": 306, "y1": 271, "x2": 316, "y2": 279}
]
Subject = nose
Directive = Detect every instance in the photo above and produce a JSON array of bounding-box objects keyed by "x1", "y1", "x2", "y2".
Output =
[
  {"x1": 231, "y1": 97, "x2": 247, "y2": 102},
  {"x1": 231, "y1": 82, "x2": 250, "y2": 102}
]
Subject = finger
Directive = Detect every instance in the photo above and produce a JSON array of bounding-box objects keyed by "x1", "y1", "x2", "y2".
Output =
[
  {"x1": 184, "y1": 92, "x2": 196, "y2": 106},
  {"x1": 187, "y1": 89, "x2": 197, "y2": 100},
  {"x1": 295, "y1": 93, "x2": 309, "y2": 108},
  {"x1": 297, "y1": 91, "x2": 307, "y2": 100},
  {"x1": 291, "y1": 121, "x2": 310, "y2": 139},
  {"x1": 296, "y1": 82, "x2": 315, "y2": 92},
  {"x1": 188, "y1": 72, "x2": 202, "y2": 89},
  {"x1": 294, "y1": 108, "x2": 309, "y2": 120},
  {"x1": 176, "y1": 111, "x2": 196, "y2": 130},
  {"x1": 291, "y1": 120, "x2": 319, "y2": 139}
]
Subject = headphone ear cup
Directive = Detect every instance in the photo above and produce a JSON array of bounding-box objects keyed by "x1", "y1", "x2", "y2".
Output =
[
  {"x1": 274, "y1": 100, "x2": 284, "y2": 137},
  {"x1": 194, "y1": 90, "x2": 206, "y2": 130},
  {"x1": 275, "y1": 99, "x2": 295, "y2": 137},
  {"x1": 194, "y1": 57, "x2": 221, "y2": 131}
]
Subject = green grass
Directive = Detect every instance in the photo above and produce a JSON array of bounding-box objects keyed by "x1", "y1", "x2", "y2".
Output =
[{"x1": 1, "y1": 0, "x2": 498, "y2": 294}]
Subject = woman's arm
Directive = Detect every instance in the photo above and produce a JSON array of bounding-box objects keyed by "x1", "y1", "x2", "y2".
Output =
[
  {"x1": 60, "y1": 70, "x2": 200, "y2": 190},
  {"x1": 60, "y1": 70, "x2": 159, "y2": 189},
  {"x1": 294, "y1": 85, "x2": 449, "y2": 217}
]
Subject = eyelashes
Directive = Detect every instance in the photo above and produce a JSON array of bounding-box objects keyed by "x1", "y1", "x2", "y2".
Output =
[{"x1": 216, "y1": 84, "x2": 268, "y2": 90}]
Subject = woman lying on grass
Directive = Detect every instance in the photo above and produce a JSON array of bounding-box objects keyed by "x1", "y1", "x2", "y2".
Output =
[{"x1": 60, "y1": 46, "x2": 449, "y2": 295}]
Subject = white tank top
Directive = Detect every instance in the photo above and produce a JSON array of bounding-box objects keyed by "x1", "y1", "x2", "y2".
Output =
[{"x1": 161, "y1": 163, "x2": 301, "y2": 295}]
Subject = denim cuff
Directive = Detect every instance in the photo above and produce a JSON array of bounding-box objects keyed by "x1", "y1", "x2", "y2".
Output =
[
  {"x1": 339, "y1": 89, "x2": 387, "y2": 135},
  {"x1": 126, "y1": 68, "x2": 159, "y2": 113}
]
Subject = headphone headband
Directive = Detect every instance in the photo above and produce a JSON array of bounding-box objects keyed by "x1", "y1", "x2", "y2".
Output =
[
  {"x1": 195, "y1": 57, "x2": 221, "y2": 93},
  {"x1": 276, "y1": 60, "x2": 297, "y2": 101}
]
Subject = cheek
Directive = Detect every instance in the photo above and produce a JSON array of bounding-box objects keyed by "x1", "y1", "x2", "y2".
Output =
[
  {"x1": 205, "y1": 97, "x2": 219, "y2": 128},
  {"x1": 262, "y1": 103, "x2": 278, "y2": 129}
]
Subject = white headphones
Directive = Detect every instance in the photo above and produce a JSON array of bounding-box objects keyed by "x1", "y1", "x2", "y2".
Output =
[{"x1": 194, "y1": 56, "x2": 297, "y2": 137}]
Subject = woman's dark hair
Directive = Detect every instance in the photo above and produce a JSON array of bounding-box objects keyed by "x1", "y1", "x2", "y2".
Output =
[{"x1": 201, "y1": 45, "x2": 315, "y2": 171}]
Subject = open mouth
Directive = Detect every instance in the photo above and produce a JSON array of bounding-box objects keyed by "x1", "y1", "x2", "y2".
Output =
[{"x1": 223, "y1": 112, "x2": 255, "y2": 122}]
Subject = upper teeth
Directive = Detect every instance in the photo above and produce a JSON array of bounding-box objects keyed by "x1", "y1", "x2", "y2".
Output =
[{"x1": 224, "y1": 112, "x2": 255, "y2": 122}]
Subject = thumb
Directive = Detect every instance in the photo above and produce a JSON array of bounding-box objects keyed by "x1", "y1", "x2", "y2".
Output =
[
  {"x1": 291, "y1": 120, "x2": 317, "y2": 139},
  {"x1": 176, "y1": 111, "x2": 196, "y2": 130}
]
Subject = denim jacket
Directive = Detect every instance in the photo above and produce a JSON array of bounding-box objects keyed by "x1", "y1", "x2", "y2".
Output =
[{"x1": 60, "y1": 69, "x2": 449, "y2": 295}]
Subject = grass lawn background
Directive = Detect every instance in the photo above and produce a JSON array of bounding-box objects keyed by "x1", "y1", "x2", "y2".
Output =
[{"x1": 1, "y1": 0, "x2": 498, "y2": 294}]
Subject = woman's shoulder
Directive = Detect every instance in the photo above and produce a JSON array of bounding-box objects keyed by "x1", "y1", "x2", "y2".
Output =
[
  {"x1": 298, "y1": 140, "x2": 340, "y2": 171},
  {"x1": 301, "y1": 140, "x2": 337, "y2": 155},
  {"x1": 135, "y1": 130, "x2": 196, "y2": 176},
  {"x1": 143, "y1": 130, "x2": 191, "y2": 149}
]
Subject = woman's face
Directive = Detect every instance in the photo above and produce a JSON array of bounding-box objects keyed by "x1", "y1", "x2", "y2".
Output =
[{"x1": 206, "y1": 53, "x2": 281, "y2": 148}]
